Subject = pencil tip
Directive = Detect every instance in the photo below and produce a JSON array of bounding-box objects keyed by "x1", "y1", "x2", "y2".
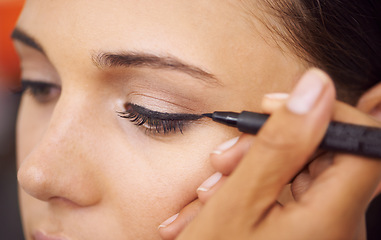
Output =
[{"x1": 202, "y1": 113, "x2": 213, "y2": 118}]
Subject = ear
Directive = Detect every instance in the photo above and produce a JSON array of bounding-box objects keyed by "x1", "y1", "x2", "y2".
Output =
[{"x1": 356, "y1": 82, "x2": 381, "y2": 197}]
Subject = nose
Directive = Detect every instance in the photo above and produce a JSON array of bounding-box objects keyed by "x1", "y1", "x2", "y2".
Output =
[{"x1": 17, "y1": 99, "x2": 104, "y2": 207}]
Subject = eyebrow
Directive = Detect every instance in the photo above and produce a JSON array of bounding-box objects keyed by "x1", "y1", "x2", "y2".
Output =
[
  {"x1": 11, "y1": 28, "x2": 220, "y2": 85},
  {"x1": 92, "y1": 52, "x2": 220, "y2": 85},
  {"x1": 11, "y1": 28, "x2": 45, "y2": 54}
]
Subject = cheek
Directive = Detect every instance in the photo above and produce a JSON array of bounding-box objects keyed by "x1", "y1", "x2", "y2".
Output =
[
  {"x1": 105, "y1": 125, "x2": 235, "y2": 229},
  {"x1": 18, "y1": 190, "x2": 44, "y2": 235}
]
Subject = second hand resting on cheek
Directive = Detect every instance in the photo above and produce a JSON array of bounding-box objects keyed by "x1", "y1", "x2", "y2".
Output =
[{"x1": 158, "y1": 69, "x2": 381, "y2": 240}]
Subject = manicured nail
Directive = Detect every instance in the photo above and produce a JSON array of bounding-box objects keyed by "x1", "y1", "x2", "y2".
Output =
[
  {"x1": 212, "y1": 137, "x2": 239, "y2": 155},
  {"x1": 158, "y1": 213, "x2": 179, "y2": 229},
  {"x1": 287, "y1": 69, "x2": 327, "y2": 114},
  {"x1": 264, "y1": 93, "x2": 290, "y2": 100},
  {"x1": 197, "y1": 172, "x2": 222, "y2": 192}
]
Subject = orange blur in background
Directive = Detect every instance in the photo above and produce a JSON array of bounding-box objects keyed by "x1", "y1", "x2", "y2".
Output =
[
  {"x1": 0, "y1": 0, "x2": 24, "y2": 89},
  {"x1": 0, "y1": 2, "x2": 26, "y2": 239}
]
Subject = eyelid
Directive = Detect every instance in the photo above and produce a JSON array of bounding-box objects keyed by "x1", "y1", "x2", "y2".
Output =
[
  {"x1": 16, "y1": 79, "x2": 61, "y2": 104},
  {"x1": 117, "y1": 103, "x2": 204, "y2": 134},
  {"x1": 17, "y1": 79, "x2": 60, "y2": 95},
  {"x1": 20, "y1": 79, "x2": 61, "y2": 89},
  {"x1": 124, "y1": 103, "x2": 203, "y2": 121},
  {"x1": 11, "y1": 79, "x2": 55, "y2": 94}
]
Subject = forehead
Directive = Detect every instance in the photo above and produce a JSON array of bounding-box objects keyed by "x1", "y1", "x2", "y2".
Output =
[
  {"x1": 16, "y1": 0, "x2": 268, "y2": 82},
  {"x1": 17, "y1": 0, "x2": 253, "y2": 54},
  {"x1": 16, "y1": 0, "x2": 300, "y2": 99}
]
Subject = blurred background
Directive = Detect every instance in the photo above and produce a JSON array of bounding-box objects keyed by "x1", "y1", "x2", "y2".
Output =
[
  {"x1": 0, "y1": 1, "x2": 380, "y2": 240},
  {"x1": 1, "y1": 0, "x2": 24, "y2": 239}
]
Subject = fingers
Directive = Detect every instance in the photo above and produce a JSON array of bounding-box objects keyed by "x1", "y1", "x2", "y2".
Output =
[
  {"x1": 199, "y1": 135, "x2": 255, "y2": 203},
  {"x1": 158, "y1": 199, "x2": 202, "y2": 240},
  {"x1": 197, "y1": 173, "x2": 227, "y2": 204},
  {"x1": 209, "y1": 69, "x2": 336, "y2": 222},
  {"x1": 301, "y1": 103, "x2": 381, "y2": 225},
  {"x1": 290, "y1": 168, "x2": 311, "y2": 200},
  {"x1": 158, "y1": 173, "x2": 228, "y2": 240},
  {"x1": 207, "y1": 93, "x2": 289, "y2": 178},
  {"x1": 262, "y1": 83, "x2": 381, "y2": 231},
  {"x1": 176, "y1": 69, "x2": 337, "y2": 239},
  {"x1": 291, "y1": 152, "x2": 334, "y2": 200},
  {"x1": 210, "y1": 135, "x2": 255, "y2": 175},
  {"x1": 169, "y1": 68, "x2": 380, "y2": 240},
  {"x1": 261, "y1": 93, "x2": 289, "y2": 113}
]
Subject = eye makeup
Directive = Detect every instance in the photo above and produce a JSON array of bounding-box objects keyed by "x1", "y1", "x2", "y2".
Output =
[{"x1": 118, "y1": 103, "x2": 204, "y2": 134}]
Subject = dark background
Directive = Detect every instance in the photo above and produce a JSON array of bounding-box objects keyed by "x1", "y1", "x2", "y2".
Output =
[
  {"x1": 0, "y1": 91, "x2": 24, "y2": 240},
  {"x1": 1, "y1": 0, "x2": 25, "y2": 238}
]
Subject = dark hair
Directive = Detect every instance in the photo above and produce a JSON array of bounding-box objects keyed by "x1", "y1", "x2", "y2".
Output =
[{"x1": 246, "y1": 0, "x2": 381, "y2": 104}]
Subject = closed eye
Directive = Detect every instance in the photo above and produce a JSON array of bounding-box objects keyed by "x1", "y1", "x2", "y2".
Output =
[
  {"x1": 117, "y1": 103, "x2": 203, "y2": 134},
  {"x1": 18, "y1": 80, "x2": 61, "y2": 103}
]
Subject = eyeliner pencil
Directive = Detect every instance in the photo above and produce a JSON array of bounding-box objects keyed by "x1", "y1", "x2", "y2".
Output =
[{"x1": 203, "y1": 111, "x2": 381, "y2": 159}]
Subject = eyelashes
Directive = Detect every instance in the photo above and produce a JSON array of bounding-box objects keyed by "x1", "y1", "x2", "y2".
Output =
[
  {"x1": 16, "y1": 80, "x2": 61, "y2": 103},
  {"x1": 118, "y1": 103, "x2": 203, "y2": 134}
]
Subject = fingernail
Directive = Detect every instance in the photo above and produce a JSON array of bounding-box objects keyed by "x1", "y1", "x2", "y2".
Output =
[
  {"x1": 158, "y1": 213, "x2": 179, "y2": 229},
  {"x1": 287, "y1": 69, "x2": 327, "y2": 114},
  {"x1": 197, "y1": 172, "x2": 222, "y2": 192},
  {"x1": 212, "y1": 137, "x2": 239, "y2": 155},
  {"x1": 264, "y1": 93, "x2": 290, "y2": 100}
]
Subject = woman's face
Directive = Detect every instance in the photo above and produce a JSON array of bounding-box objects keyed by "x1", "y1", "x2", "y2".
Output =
[{"x1": 15, "y1": 0, "x2": 305, "y2": 239}]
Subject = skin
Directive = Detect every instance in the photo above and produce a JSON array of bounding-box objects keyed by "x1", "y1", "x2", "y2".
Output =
[
  {"x1": 14, "y1": 0, "x2": 306, "y2": 239},
  {"x1": 173, "y1": 73, "x2": 381, "y2": 240},
  {"x1": 159, "y1": 72, "x2": 381, "y2": 240}
]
